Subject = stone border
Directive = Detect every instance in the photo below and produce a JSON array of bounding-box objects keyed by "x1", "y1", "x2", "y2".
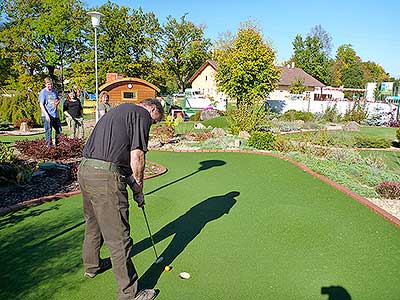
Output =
[
  {"x1": 0, "y1": 161, "x2": 167, "y2": 216},
  {"x1": 1, "y1": 150, "x2": 399, "y2": 229}
]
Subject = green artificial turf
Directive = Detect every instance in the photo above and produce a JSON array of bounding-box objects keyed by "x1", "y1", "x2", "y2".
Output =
[{"x1": 1, "y1": 152, "x2": 399, "y2": 300}]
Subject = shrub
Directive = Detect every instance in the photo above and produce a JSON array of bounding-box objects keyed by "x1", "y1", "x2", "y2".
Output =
[
  {"x1": 376, "y1": 181, "x2": 400, "y2": 199},
  {"x1": 282, "y1": 110, "x2": 314, "y2": 122},
  {"x1": 15, "y1": 118, "x2": 35, "y2": 129},
  {"x1": 342, "y1": 101, "x2": 368, "y2": 123},
  {"x1": 227, "y1": 103, "x2": 267, "y2": 135},
  {"x1": 353, "y1": 135, "x2": 391, "y2": 148},
  {"x1": 248, "y1": 131, "x2": 276, "y2": 150},
  {"x1": 322, "y1": 104, "x2": 341, "y2": 123},
  {"x1": 396, "y1": 128, "x2": 400, "y2": 141},
  {"x1": 0, "y1": 143, "x2": 14, "y2": 162},
  {"x1": 186, "y1": 129, "x2": 213, "y2": 141},
  {"x1": 14, "y1": 135, "x2": 84, "y2": 161},
  {"x1": 151, "y1": 126, "x2": 174, "y2": 144},
  {"x1": 0, "y1": 119, "x2": 11, "y2": 130},
  {"x1": 0, "y1": 91, "x2": 42, "y2": 126},
  {"x1": 388, "y1": 120, "x2": 400, "y2": 128},
  {"x1": 0, "y1": 162, "x2": 33, "y2": 186},
  {"x1": 190, "y1": 110, "x2": 201, "y2": 121}
]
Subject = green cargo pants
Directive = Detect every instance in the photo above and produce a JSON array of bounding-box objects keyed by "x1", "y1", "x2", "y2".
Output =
[{"x1": 78, "y1": 158, "x2": 138, "y2": 300}]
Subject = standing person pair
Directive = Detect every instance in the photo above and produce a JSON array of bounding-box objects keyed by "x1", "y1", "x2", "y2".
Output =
[
  {"x1": 63, "y1": 90, "x2": 84, "y2": 138},
  {"x1": 39, "y1": 77, "x2": 62, "y2": 148},
  {"x1": 78, "y1": 98, "x2": 164, "y2": 300}
]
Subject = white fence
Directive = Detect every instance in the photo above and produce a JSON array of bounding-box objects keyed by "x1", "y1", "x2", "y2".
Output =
[{"x1": 266, "y1": 99, "x2": 398, "y2": 117}]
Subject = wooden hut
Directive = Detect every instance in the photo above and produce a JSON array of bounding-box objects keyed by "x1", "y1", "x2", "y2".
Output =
[{"x1": 99, "y1": 75, "x2": 160, "y2": 106}]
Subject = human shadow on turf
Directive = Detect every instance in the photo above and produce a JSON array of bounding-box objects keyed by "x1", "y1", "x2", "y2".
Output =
[
  {"x1": 145, "y1": 160, "x2": 226, "y2": 196},
  {"x1": 321, "y1": 286, "x2": 351, "y2": 300},
  {"x1": 133, "y1": 191, "x2": 239, "y2": 289}
]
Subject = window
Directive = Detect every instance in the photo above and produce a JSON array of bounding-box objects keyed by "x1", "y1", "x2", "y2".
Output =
[
  {"x1": 122, "y1": 91, "x2": 137, "y2": 100},
  {"x1": 205, "y1": 76, "x2": 208, "y2": 81}
]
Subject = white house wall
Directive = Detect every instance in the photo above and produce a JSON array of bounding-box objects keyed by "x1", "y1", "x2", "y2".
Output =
[{"x1": 191, "y1": 65, "x2": 218, "y2": 98}]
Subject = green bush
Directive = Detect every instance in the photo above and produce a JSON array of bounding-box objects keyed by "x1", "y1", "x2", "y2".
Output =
[
  {"x1": 248, "y1": 131, "x2": 277, "y2": 150},
  {"x1": 190, "y1": 110, "x2": 201, "y2": 121},
  {"x1": 0, "y1": 143, "x2": 14, "y2": 163},
  {"x1": 282, "y1": 110, "x2": 314, "y2": 122},
  {"x1": 202, "y1": 116, "x2": 229, "y2": 129},
  {"x1": 342, "y1": 101, "x2": 368, "y2": 123},
  {"x1": 353, "y1": 135, "x2": 391, "y2": 148},
  {"x1": 396, "y1": 128, "x2": 400, "y2": 141},
  {"x1": 0, "y1": 162, "x2": 33, "y2": 187},
  {"x1": 228, "y1": 103, "x2": 267, "y2": 135},
  {"x1": 322, "y1": 104, "x2": 341, "y2": 123},
  {"x1": 0, "y1": 91, "x2": 42, "y2": 127}
]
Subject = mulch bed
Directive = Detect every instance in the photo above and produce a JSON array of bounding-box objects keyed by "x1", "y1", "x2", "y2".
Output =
[{"x1": 0, "y1": 159, "x2": 166, "y2": 211}]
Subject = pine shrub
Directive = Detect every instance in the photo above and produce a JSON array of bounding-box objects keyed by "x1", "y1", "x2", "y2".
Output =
[
  {"x1": 0, "y1": 143, "x2": 14, "y2": 163},
  {"x1": 248, "y1": 131, "x2": 277, "y2": 150}
]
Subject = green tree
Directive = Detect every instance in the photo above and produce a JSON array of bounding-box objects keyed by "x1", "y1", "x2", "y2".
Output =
[
  {"x1": 331, "y1": 44, "x2": 361, "y2": 87},
  {"x1": 361, "y1": 61, "x2": 389, "y2": 84},
  {"x1": 96, "y1": 2, "x2": 160, "y2": 82},
  {"x1": 158, "y1": 14, "x2": 211, "y2": 92},
  {"x1": 292, "y1": 34, "x2": 330, "y2": 85},
  {"x1": 215, "y1": 23, "x2": 279, "y2": 105},
  {"x1": 289, "y1": 78, "x2": 307, "y2": 94}
]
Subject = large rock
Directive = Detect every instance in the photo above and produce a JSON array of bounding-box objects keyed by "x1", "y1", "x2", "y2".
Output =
[
  {"x1": 194, "y1": 123, "x2": 206, "y2": 130},
  {"x1": 200, "y1": 109, "x2": 220, "y2": 121},
  {"x1": 20, "y1": 122, "x2": 29, "y2": 132},
  {"x1": 238, "y1": 131, "x2": 250, "y2": 139},
  {"x1": 342, "y1": 121, "x2": 360, "y2": 131},
  {"x1": 211, "y1": 127, "x2": 227, "y2": 137}
]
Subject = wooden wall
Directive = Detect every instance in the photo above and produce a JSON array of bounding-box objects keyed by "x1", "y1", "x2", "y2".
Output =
[{"x1": 103, "y1": 81, "x2": 157, "y2": 107}]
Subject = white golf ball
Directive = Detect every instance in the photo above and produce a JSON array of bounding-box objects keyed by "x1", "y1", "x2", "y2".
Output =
[{"x1": 179, "y1": 272, "x2": 190, "y2": 279}]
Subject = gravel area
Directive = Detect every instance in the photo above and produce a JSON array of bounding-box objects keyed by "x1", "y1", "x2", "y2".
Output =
[{"x1": 367, "y1": 198, "x2": 400, "y2": 220}]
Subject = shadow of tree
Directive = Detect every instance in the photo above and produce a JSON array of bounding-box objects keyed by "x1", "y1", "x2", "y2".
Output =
[{"x1": 132, "y1": 191, "x2": 239, "y2": 289}]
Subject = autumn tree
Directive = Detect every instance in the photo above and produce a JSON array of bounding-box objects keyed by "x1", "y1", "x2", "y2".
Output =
[
  {"x1": 215, "y1": 23, "x2": 280, "y2": 105},
  {"x1": 158, "y1": 14, "x2": 211, "y2": 92}
]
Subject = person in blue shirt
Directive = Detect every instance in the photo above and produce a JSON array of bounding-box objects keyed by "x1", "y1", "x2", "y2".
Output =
[{"x1": 39, "y1": 77, "x2": 62, "y2": 147}]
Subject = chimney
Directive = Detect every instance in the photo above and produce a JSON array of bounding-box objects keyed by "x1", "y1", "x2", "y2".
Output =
[
  {"x1": 106, "y1": 73, "x2": 125, "y2": 82},
  {"x1": 291, "y1": 62, "x2": 295, "y2": 69}
]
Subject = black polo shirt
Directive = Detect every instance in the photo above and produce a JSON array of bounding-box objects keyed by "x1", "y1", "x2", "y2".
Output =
[{"x1": 83, "y1": 103, "x2": 152, "y2": 174}]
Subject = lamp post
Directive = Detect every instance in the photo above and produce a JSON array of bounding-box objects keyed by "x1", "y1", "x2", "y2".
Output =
[{"x1": 87, "y1": 11, "x2": 104, "y2": 123}]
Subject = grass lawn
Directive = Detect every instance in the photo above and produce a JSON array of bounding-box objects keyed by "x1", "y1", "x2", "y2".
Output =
[
  {"x1": 0, "y1": 133, "x2": 44, "y2": 144},
  {"x1": 0, "y1": 152, "x2": 399, "y2": 300},
  {"x1": 358, "y1": 126, "x2": 398, "y2": 139}
]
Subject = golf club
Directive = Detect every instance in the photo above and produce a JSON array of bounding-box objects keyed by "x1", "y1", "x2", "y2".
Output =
[{"x1": 141, "y1": 207, "x2": 163, "y2": 264}]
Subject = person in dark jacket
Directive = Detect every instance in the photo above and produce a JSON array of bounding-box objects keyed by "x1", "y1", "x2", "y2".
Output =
[{"x1": 78, "y1": 98, "x2": 163, "y2": 300}]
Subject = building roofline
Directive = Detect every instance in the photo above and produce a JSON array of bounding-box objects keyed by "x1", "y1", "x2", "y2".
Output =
[{"x1": 99, "y1": 77, "x2": 160, "y2": 92}]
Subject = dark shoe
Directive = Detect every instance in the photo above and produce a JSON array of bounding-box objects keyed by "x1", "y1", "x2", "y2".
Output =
[
  {"x1": 134, "y1": 289, "x2": 158, "y2": 300},
  {"x1": 84, "y1": 258, "x2": 112, "y2": 278}
]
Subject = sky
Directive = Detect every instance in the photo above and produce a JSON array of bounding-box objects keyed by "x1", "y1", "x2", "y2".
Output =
[{"x1": 87, "y1": 0, "x2": 400, "y2": 78}]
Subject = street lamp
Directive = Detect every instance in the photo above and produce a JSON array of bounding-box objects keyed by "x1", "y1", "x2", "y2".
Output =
[{"x1": 87, "y1": 11, "x2": 104, "y2": 122}]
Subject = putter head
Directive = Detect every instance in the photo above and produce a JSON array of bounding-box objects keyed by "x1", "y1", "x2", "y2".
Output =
[{"x1": 155, "y1": 256, "x2": 164, "y2": 264}]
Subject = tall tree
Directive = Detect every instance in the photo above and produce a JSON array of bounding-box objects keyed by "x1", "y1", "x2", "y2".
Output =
[
  {"x1": 215, "y1": 23, "x2": 280, "y2": 105},
  {"x1": 331, "y1": 44, "x2": 362, "y2": 87},
  {"x1": 292, "y1": 34, "x2": 330, "y2": 85},
  {"x1": 158, "y1": 14, "x2": 211, "y2": 92},
  {"x1": 361, "y1": 61, "x2": 389, "y2": 84},
  {"x1": 96, "y1": 2, "x2": 160, "y2": 81},
  {"x1": 308, "y1": 24, "x2": 333, "y2": 57}
]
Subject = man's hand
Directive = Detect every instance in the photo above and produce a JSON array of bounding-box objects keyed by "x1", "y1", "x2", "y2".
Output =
[
  {"x1": 126, "y1": 176, "x2": 145, "y2": 207},
  {"x1": 133, "y1": 192, "x2": 145, "y2": 208}
]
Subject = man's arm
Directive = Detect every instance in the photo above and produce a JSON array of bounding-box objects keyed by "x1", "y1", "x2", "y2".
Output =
[
  {"x1": 39, "y1": 101, "x2": 50, "y2": 122},
  {"x1": 129, "y1": 148, "x2": 146, "y2": 207}
]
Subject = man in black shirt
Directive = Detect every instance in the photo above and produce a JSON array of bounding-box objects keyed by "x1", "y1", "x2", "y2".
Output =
[{"x1": 78, "y1": 98, "x2": 164, "y2": 300}]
